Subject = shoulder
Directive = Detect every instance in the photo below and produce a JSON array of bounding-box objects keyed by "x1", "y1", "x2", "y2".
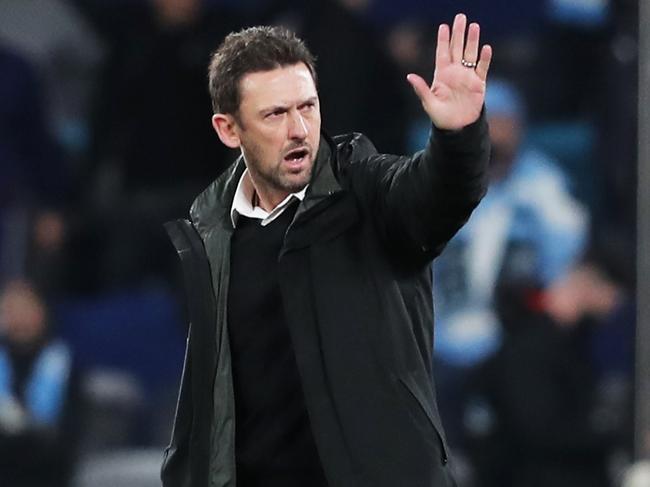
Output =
[
  {"x1": 190, "y1": 157, "x2": 245, "y2": 234},
  {"x1": 511, "y1": 149, "x2": 587, "y2": 228},
  {"x1": 508, "y1": 149, "x2": 572, "y2": 202},
  {"x1": 515, "y1": 149, "x2": 567, "y2": 186},
  {"x1": 332, "y1": 132, "x2": 378, "y2": 165}
]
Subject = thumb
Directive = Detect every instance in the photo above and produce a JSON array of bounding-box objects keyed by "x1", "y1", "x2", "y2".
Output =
[{"x1": 406, "y1": 74, "x2": 431, "y2": 103}]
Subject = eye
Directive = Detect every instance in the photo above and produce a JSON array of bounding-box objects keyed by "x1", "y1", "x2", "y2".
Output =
[
  {"x1": 300, "y1": 101, "x2": 315, "y2": 112},
  {"x1": 266, "y1": 108, "x2": 286, "y2": 119}
]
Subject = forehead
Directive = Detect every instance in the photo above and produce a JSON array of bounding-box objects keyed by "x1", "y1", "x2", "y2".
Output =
[{"x1": 238, "y1": 63, "x2": 317, "y2": 111}]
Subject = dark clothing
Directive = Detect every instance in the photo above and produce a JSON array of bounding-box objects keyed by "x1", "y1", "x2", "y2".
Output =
[
  {"x1": 0, "y1": 46, "x2": 66, "y2": 209},
  {"x1": 163, "y1": 113, "x2": 490, "y2": 487},
  {"x1": 0, "y1": 338, "x2": 79, "y2": 487},
  {"x1": 6, "y1": 339, "x2": 47, "y2": 401},
  {"x1": 467, "y1": 316, "x2": 613, "y2": 487},
  {"x1": 228, "y1": 203, "x2": 327, "y2": 486},
  {"x1": 67, "y1": 2, "x2": 242, "y2": 289},
  {"x1": 76, "y1": 1, "x2": 240, "y2": 191}
]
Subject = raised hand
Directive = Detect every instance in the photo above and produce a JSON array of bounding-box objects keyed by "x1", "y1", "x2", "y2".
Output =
[{"x1": 407, "y1": 13, "x2": 492, "y2": 130}]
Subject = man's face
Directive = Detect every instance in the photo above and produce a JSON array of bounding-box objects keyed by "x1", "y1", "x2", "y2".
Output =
[
  {"x1": 234, "y1": 63, "x2": 321, "y2": 203},
  {"x1": 0, "y1": 285, "x2": 46, "y2": 345}
]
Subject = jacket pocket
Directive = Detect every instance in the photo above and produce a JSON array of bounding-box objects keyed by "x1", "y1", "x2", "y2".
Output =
[{"x1": 397, "y1": 371, "x2": 449, "y2": 465}]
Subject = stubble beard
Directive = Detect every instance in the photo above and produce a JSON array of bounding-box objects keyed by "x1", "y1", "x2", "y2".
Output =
[{"x1": 243, "y1": 142, "x2": 313, "y2": 197}]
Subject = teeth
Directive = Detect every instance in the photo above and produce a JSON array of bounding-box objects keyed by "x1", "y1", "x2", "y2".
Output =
[{"x1": 287, "y1": 150, "x2": 306, "y2": 161}]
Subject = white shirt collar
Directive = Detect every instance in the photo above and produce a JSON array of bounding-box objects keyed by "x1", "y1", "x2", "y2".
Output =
[{"x1": 230, "y1": 169, "x2": 307, "y2": 227}]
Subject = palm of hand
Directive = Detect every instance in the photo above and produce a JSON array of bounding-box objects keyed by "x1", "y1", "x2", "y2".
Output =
[
  {"x1": 428, "y1": 63, "x2": 486, "y2": 130},
  {"x1": 407, "y1": 14, "x2": 492, "y2": 131}
]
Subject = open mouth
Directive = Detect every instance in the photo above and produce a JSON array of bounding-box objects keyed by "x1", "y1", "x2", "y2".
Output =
[{"x1": 284, "y1": 147, "x2": 309, "y2": 164}]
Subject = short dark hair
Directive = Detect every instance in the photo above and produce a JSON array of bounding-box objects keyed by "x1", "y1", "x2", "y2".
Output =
[{"x1": 208, "y1": 26, "x2": 317, "y2": 116}]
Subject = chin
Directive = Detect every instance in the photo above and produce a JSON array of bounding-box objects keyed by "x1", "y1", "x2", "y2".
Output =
[
  {"x1": 284, "y1": 180, "x2": 309, "y2": 194},
  {"x1": 284, "y1": 166, "x2": 312, "y2": 189}
]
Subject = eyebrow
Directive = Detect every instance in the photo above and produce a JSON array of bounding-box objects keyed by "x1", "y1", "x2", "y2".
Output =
[{"x1": 259, "y1": 96, "x2": 318, "y2": 116}]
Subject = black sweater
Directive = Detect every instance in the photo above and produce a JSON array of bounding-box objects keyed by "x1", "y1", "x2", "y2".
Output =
[{"x1": 227, "y1": 201, "x2": 327, "y2": 487}]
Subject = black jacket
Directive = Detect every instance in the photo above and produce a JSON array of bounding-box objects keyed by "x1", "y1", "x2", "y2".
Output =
[{"x1": 163, "y1": 113, "x2": 490, "y2": 487}]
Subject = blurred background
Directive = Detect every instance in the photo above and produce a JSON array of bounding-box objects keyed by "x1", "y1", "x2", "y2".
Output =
[{"x1": 0, "y1": 0, "x2": 643, "y2": 486}]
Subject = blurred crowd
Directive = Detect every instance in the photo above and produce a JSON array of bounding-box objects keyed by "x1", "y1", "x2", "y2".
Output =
[{"x1": 0, "y1": 0, "x2": 639, "y2": 486}]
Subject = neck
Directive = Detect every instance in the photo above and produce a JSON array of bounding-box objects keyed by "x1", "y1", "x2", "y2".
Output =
[
  {"x1": 246, "y1": 174, "x2": 290, "y2": 212},
  {"x1": 256, "y1": 190, "x2": 291, "y2": 212}
]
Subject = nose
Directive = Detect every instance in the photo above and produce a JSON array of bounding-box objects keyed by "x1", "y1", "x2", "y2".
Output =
[{"x1": 288, "y1": 110, "x2": 308, "y2": 140}]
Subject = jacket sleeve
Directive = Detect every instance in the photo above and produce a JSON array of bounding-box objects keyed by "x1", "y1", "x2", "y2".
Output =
[
  {"x1": 344, "y1": 110, "x2": 490, "y2": 266},
  {"x1": 161, "y1": 332, "x2": 193, "y2": 487},
  {"x1": 161, "y1": 218, "x2": 218, "y2": 487}
]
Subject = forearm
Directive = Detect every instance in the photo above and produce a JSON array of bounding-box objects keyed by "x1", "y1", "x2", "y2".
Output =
[
  {"x1": 384, "y1": 109, "x2": 489, "y2": 259},
  {"x1": 346, "y1": 110, "x2": 488, "y2": 266},
  {"x1": 423, "y1": 108, "x2": 490, "y2": 237},
  {"x1": 428, "y1": 108, "x2": 490, "y2": 192}
]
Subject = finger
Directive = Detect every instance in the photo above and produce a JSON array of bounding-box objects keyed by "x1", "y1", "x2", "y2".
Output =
[
  {"x1": 463, "y1": 22, "x2": 480, "y2": 63},
  {"x1": 450, "y1": 13, "x2": 466, "y2": 63},
  {"x1": 435, "y1": 23, "x2": 451, "y2": 68},
  {"x1": 475, "y1": 44, "x2": 493, "y2": 81},
  {"x1": 406, "y1": 73, "x2": 431, "y2": 104}
]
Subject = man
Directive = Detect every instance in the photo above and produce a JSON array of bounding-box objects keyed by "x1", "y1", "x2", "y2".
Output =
[
  {"x1": 0, "y1": 280, "x2": 77, "y2": 487},
  {"x1": 163, "y1": 13, "x2": 491, "y2": 487}
]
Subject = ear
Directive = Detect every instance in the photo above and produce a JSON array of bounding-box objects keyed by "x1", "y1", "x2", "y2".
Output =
[{"x1": 212, "y1": 113, "x2": 241, "y2": 149}]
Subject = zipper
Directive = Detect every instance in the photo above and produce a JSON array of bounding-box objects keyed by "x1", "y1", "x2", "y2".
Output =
[{"x1": 398, "y1": 376, "x2": 448, "y2": 465}]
